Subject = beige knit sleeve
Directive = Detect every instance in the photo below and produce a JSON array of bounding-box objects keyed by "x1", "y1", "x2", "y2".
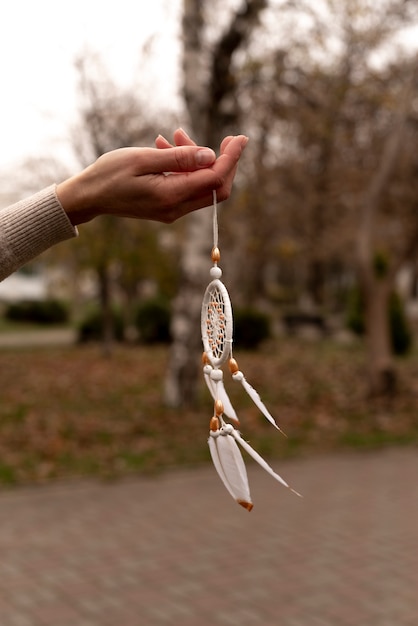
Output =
[{"x1": 0, "y1": 185, "x2": 78, "y2": 282}]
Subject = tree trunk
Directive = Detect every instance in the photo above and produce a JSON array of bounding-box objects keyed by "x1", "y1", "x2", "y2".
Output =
[
  {"x1": 164, "y1": 0, "x2": 267, "y2": 407},
  {"x1": 356, "y1": 68, "x2": 414, "y2": 398},
  {"x1": 97, "y1": 262, "x2": 114, "y2": 358},
  {"x1": 164, "y1": 209, "x2": 212, "y2": 407},
  {"x1": 363, "y1": 280, "x2": 396, "y2": 397}
]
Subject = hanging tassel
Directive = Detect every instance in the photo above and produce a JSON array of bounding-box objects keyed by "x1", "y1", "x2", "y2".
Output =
[
  {"x1": 208, "y1": 417, "x2": 253, "y2": 511},
  {"x1": 228, "y1": 358, "x2": 286, "y2": 436}
]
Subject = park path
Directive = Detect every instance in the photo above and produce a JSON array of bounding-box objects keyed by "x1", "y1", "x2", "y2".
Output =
[
  {"x1": 0, "y1": 328, "x2": 76, "y2": 349},
  {"x1": 0, "y1": 446, "x2": 417, "y2": 626}
]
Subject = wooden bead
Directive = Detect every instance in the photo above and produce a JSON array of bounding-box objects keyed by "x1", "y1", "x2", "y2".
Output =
[
  {"x1": 211, "y1": 247, "x2": 221, "y2": 263},
  {"x1": 228, "y1": 358, "x2": 239, "y2": 374},
  {"x1": 214, "y1": 399, "x2": 224, "y2": 416},
  {"x1": 210, "y1": 416, "x2": 220, "y2": 431}
]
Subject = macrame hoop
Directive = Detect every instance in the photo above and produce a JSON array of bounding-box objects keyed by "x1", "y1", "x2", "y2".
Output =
[{"x1": 201, "y1": 278, "x2": 233, "y2": 368}]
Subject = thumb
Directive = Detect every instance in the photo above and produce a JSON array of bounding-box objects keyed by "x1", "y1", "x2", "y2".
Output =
[{"x1": 145, "y1": 145, "x2": 217, "y2": 174}]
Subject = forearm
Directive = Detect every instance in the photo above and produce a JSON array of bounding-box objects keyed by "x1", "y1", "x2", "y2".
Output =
[
  {"x1": 0, "y1": 133, "x2": 247, "y2": 281},
  {"x1": 0, "y1": 185, "x2": 77, "y2": 282}
]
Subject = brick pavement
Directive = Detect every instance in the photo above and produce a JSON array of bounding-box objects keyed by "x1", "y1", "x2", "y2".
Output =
[{"x1": 0, "y1": 446, "x2": 417, "y2": 626}]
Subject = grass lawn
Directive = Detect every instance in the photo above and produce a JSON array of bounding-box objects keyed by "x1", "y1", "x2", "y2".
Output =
[{"x1": 0, "y1": 337, "x2": 417, "y2": 486}]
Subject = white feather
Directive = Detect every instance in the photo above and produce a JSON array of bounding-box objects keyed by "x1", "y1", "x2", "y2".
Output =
[
  {"x1": 231, "y1": 430, "x2": 302, "y2": 497},
  {"x1": 208, "y1": 435, "x2": 236, "y2": 500},
  {"x1": 239, "y1": 375, "x2": 286, "y2": 436},
  {"x1": 216, "y1": 433, "x2": 252, "y2": 507}
]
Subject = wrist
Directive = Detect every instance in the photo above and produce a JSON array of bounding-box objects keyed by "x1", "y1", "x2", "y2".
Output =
[{"x1": 56, "y1": 168, "x2": 98, "y2": 226}]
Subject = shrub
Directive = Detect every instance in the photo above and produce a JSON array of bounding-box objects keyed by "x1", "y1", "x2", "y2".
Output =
[
  {"x1": 346, "y1": 287, "x2": 365, "y2": 336},
  {"x1": 135, "y1": 298, "x2": 171, "y2": 344},
  {"x1": 233, "y1": 307, "x2": 271, "y2": 350},
  {"x1": 77, "y1": 308, "x2": 124, "y2": 343},
  {"x1": 389, "y1": 292, "x2": 412, "y2": 356},
  {"x1": 5, "y1": 299, "x2": 69, "y2": 325}
]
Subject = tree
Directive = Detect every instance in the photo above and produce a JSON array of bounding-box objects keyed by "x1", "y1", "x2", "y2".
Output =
[
  {"x1": 229, "y1": 0, "x2": 418, "y2": 305},
  {"x1": 356, "y1": 62, "x2": 418, "y2": 396},
  {"x1": 188, "y1": 0, "x2": 418, "y2": 401},
  {"x1": 69, "y1": 54, "x2": 178, "y2": 354}
]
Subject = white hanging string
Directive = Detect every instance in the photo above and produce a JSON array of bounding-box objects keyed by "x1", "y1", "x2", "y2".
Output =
[{"x1": 212, "y1": 190, "x2": 219, "y2": 252}]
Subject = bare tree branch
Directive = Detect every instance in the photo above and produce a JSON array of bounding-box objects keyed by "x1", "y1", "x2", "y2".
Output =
[{"x1": 207, "y1": 0, "x2": 268, "y2": 142}]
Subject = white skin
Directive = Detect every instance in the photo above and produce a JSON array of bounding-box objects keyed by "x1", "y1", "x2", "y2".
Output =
[{"x1": 57, "y1": 128, "x2": 248, "y2": 226}]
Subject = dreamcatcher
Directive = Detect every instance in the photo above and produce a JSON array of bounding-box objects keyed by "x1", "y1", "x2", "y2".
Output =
[{"x1": 201, "y1": 191, "x2": 301, "y2": 510}]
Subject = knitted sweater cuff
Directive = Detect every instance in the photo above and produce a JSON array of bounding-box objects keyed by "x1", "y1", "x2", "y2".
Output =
[{"x1": 0, "y1": 184, "x2": 78, "y2": 281}]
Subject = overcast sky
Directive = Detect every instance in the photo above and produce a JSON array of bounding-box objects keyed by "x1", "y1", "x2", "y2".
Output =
[
  {"x1": 1, "y1": 1, "x2": 417, "y2": 176},
  {"x1": 0, "y1": 0, "x2": 181, "y2": 171}
]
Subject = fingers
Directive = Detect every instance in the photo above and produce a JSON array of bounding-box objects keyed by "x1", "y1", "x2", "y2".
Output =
[
  {"x1": 139, "y1": 145, "x2": 217, "y2": 174},
  {"x1": 173, "y1": 128, "x2": 197, "y2": 147},
  {"x1": 137, "y1": 130, "x2": 248, "y2": 222},
  {"x1": 155, "y1": 134, "x2": 173, "y2": 149},
  {"x1": 220, "y1": 135, "x2": 235, "y2": 153},
  {"x1": 218, "y1": 134, "x2": 248, "y2": 162},
  {"x1": 211, "y1": 134, "x2": 248, "y2": 199},
  {"x1": 157, "y1": 134, "x2": 249, "y2": 221},
  {"x1": 155, "y1": 128, "x2": 196, "y2": 149},
  {"x1": 202, "y1": 135, "x2": 246, "y2": 201},
  {"x1": 155, "y1": 129, "x2": 240, "y2": 164}
]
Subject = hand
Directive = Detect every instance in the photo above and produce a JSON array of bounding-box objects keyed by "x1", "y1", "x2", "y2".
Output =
[{"x1": 57, "y1": 129, "x2": 248, "y2": 225}]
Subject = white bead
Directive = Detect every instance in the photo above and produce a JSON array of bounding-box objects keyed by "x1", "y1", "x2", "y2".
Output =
[
  {"x1": 203, "y1": 364, "x2": 213, "y2": 375},
  {"x1": 209, "y1": 430, "x2": 219, "y2": 438},
  {"x1": 222, "y1": 423, "x2": 234, "y2": 435},
  {"x1": 210, "y1": 266, "x2": 222, "y2": 279},
  {"x1": 210, "y1": 368, "x2": 223, "y2": 381},
  {"x1": 232, "y1": 371, "x2": 244, "y2": 382}
]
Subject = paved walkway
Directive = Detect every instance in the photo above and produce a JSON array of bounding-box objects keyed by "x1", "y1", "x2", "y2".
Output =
[
  {"x1": 0, "y1": 446, "x2": 417, "y2": 626},
  {"x1": 0, "y1": 329, "x2": 76, "y2": 350}
]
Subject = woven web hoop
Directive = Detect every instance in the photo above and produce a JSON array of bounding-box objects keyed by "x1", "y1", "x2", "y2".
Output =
[{"x1": 201, "y1": 279, "x2": 233, "y2": 367}]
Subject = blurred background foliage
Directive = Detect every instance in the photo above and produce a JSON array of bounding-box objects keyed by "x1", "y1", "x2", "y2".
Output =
[{"x1": 1, "y1": 0, "x2": 418, "y2": 484}]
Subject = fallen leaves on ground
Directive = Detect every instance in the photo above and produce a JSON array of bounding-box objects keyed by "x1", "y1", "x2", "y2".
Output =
[{"x1": 0, "y1": 338, "x2": 417, "y2": 485}]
